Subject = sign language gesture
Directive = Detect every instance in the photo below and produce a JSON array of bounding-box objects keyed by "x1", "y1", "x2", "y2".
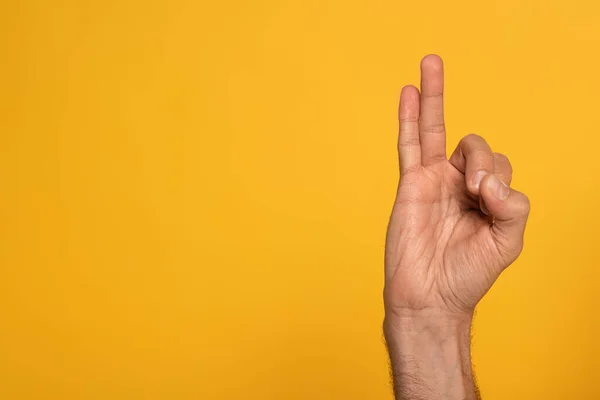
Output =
[{"x1": 384, "y1": 55, "x2": 531, "y2": 318}]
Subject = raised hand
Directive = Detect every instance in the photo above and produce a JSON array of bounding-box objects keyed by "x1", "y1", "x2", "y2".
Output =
[{"x1": 384, "y1": 54, "x2": 530, "y2": 318}]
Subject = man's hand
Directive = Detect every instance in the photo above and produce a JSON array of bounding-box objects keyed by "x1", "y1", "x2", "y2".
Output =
[{"x1": 383, "y1": 55, "x2": 530, "y2": 399}]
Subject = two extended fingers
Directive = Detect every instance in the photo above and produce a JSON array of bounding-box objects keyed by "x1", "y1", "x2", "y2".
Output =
[{"x1": 398, "y1": 55, "x2": 447, "y2": 174}]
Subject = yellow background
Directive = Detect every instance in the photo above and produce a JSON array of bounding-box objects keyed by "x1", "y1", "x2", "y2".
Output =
[{"x1": 1, "y1": 0, "x2": 599, "y2": 398}]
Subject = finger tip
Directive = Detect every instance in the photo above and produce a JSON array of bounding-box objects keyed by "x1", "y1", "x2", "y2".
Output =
[
  {"x1": 467, "y1": 186, "x2": 480, "y2": 197},
  {"x1": 399, "y1": 85, "x2": 420, "y2": 117},
  {"x1": 478, "y1": 174, "x2": 494, "y2": 199},
  {"x1": 400, "y1": 85, "x2": 419, "y2": 98},
  {"x1": 478, "y1": 173, "x2": 493, "y2": 190},
  {"x1": 464, "y1": 178, "x2": 480, "y2": 196},
  {"x1": 469, "y1": 170, "x2": 488, "y2": 196},
  {"x1": 420, "y1": 54, "x2": 443, "y2": 71},
  {"x1": 477, "y1": 175, "x2": 499, "y2": 217}
]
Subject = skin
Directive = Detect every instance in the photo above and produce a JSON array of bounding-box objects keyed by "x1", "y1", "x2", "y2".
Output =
[{"x1": 383, "y1": 54, "x2": 530, "y2": 399}]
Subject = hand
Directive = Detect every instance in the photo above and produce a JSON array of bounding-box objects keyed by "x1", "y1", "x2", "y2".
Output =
[{"x1": 384, "y1": 54, "x2": 530, "y2": 319}]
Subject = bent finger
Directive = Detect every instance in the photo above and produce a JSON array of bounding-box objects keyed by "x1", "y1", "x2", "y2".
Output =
[{"x1": 449, "y1": 134, "x2": 494, "y2": 196}]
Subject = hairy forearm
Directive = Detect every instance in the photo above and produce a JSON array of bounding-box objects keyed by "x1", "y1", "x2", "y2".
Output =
[{"x1": 383, "y1": 310, "x2": 480, "y2": 400}]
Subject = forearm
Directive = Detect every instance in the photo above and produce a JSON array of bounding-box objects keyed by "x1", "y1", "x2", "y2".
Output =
[{"x1": 383, "y1": 310, "x2": 480, "y2": 400}]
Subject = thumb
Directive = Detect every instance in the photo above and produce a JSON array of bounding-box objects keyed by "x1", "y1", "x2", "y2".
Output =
[{"x1": 479, "y1": 173, "x2": 531, "y2": 263}]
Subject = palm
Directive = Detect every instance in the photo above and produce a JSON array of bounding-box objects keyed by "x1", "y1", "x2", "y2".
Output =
[
  {"x1": 387, "y1": 162, "x2": 502, "y2": 313},
  {"x1": 384, "y1": 56, "x2": 530, "y2": 316}
]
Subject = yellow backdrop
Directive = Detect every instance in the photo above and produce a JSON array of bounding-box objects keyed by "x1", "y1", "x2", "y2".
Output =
[{"x1": 1, "y1": 0, "x2": 599, "y2": 398}]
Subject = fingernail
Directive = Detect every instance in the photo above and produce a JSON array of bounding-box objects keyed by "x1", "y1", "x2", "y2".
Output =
[
  {"x1": 487, "y1": 174, "x2": 509, "y2": 200},
  {"x1": 472, "y1": 170, "x2": 488, "y2": 189}
]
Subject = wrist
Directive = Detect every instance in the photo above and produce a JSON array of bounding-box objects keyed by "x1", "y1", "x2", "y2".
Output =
[
  {"x1": 383, "y1": 309, "x2": 473, "y2": 365},
  {"x1": 383, "y1": 308, "x2": 477, "y2": 400},
  {"x1": 383, "y1": 307, "x2": 473, "y2": 338}
]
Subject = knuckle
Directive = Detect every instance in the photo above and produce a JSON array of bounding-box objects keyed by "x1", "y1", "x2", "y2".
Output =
[
  {"x1": 473, "y1": 148, "x2": 494, "y2": 160},
  {"x1": 459, "y1": 134, "x2": 496, "y2": 167},
  {"x1": 399, "y1": 115, "x2": 419, "y2": 123},
  {"x1": 398, "y1": 136, "x2": 421, "y2": 148},
  {"x1": 422, "y1": 121, "x2": 446, "y2": 134},
  {"x1": 493, "y1": 152, "x2": 509, "y2": 162},
  {"x1": 462, "y1": 133, "x2": 485, "y2": 144},
  {"x1": 522, "y1": 195, "x2": 531, "y2": 214},
  {"x1": 494, "y1": 153, "x2": 513, "y2": 171},
  {"x1": 422, "y1": 92, "x2": 443, "y2": 100},
  {"x1": 514, "y1": 193, "x2": 531, "y2": 217}
]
